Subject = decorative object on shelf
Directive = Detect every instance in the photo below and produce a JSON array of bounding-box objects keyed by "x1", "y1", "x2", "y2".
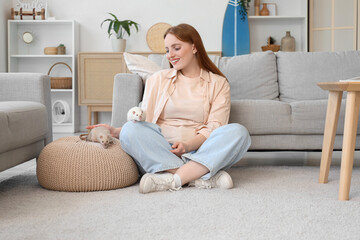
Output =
[
  {"x1": 146, "y1": 22, "x2": 172, "y2": 53},
  {"x1": 52, "y1": 100, "x2": 71, "y2": 123},
  {"x1": 48, "y1": 62, "x2": 72, "y2": 89},
  {"x1": 254, "y1": 0, "x2": 260, "y2": 16},
  {"x1": 237, "y1": 0, "x2": 251, "y2": 21},
  {"x1": 22, "y1": 32, "x2": 34, "y2": 44},
  {"x1": 266, "y1": 3, "x2": 277, "y2": 16},
  {"x1": 222, "y1": 0, "x2": 250, "y2": 56},
  {"x1": 11, "y1": 0, "x2": 48, "y2": 20},
  {"x1": 281, "y1": 31, "x2": 296, "y2": 52},
  {"x1": 101, "y1": 13, "x2": 139, "y2": 52},
  {"x1": 44, "y1": 47, "x2": 57, "y2": 55},
  {"x1": 11, "y1": 7, "x2": 45, "y2": 20},
  {"x1": 261, "y1": 36, "x2": 280, "y2": 52},
  {"x1": 57, "y1": 44, "x2": 66, "y2": 55},
  {"x1": 260, "y1": 3, "x2": 270, "y2": 16}
]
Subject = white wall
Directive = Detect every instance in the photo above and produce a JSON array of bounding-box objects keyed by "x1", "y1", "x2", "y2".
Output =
[
  {"x1": 7, "y1": 0, "x2": 229, "y2": 130},
  {"x1": 0, "y1": 0, "x2": 12, "y2": 72},
  {"x1": 45, "y1": 0, "x2": 228, "y2": 52}
]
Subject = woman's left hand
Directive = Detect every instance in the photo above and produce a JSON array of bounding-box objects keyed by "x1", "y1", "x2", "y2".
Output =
[{"x1": 171, "y1": 142, "x2": 188, "y2": 157}]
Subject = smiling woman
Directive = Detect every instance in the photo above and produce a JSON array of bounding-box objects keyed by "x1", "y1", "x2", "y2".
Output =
[
  {"x1": 164, "y1": 24, "x2": 226, "y2": 78},
  {"x1": 88, "y1": 23, "x2": 251, "y2": 194},
  {"x1": 164, "y1": 33, "x2": 200, "y2": 77}
]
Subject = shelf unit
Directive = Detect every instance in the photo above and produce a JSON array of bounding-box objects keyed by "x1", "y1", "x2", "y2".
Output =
[
  {"x1": 247, "y1": 0, "x2": 308, "y2": 53},
  {"x1": 8, "y1": 20, "x2": 79, "y2": 133}
]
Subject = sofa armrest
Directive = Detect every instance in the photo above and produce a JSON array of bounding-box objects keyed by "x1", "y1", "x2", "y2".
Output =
[
  {"x1": 111, "y1": 73, "x2": 144, "y2": 127},
  {"x1": 0, "y1": 73, "x2": 53, "y2": 145}
]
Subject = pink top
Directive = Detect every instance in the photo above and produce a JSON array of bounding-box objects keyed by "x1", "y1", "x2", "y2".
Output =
[
  {"x1": 157, "y1": 72, "x2": 205, "y2": 143},
  {"x1": 141, "y1": 68, "x2": 231, "y2": 143}
]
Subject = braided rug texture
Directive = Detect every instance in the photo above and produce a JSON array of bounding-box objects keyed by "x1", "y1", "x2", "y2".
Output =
[{"x1": 37, "y1": 136, "x2": 139, "y2": 192}]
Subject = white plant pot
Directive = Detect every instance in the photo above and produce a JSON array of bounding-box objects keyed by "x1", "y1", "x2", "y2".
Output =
[{"x1": 111, "y1": 38, "x2": 126, "y2": 52}]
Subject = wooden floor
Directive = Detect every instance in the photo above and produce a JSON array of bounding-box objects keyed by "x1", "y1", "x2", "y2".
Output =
[{"x1": 1, "y1": 132, "x2": 360, "y2": 183}]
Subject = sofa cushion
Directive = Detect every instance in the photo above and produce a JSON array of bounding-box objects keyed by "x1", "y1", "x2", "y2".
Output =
[
  {"x1": 0, "y1": 101, "x2": 48, "y2": 153},
  {"x1": 229, "y1": 99, "x2": 291, "y2": 135},
  {"x1": 219, "y1": 51, "x2": 278, "y2": 100},
  {"x1": 290, "y1": 99, "x2": 356, "y2": 135},
  {"x1": 277, "y1": 51, "x2": 360, "y2": 102},
  {"x1": 123, "y1": 53, "x2": 163, "y2": 84},
  {"x1": 229, "y1": 99, "x2": 355, "y2": 135}
]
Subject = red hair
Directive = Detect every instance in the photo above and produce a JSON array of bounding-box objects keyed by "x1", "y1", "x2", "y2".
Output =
[{"x1": 164, "y1": 23, "x2": 226, "y2": 78}]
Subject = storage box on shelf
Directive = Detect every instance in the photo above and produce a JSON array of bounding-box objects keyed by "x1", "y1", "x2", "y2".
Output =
[
  {"x1": 247, "y1": 0, "x2": 308, "y2": 52},
  {"x1": 8, "y1": 20, "x2": 79, "y2": 133}
]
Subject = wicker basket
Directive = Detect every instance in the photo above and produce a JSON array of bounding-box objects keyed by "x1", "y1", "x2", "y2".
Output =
[
  {"x1": 261, "y1": 44, "x2": 280, "y2": 52},
  {"x1": 48, "y1": 62, "x2": 72, "y2": 89}
]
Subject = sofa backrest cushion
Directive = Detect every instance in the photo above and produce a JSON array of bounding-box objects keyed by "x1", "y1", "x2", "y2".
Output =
[
  {"x1": 219, "y1": 51, "x2": 279, "y2": 100},
  {"x1": 277, "y1": 51, "x2": 360, "y2": 102}
]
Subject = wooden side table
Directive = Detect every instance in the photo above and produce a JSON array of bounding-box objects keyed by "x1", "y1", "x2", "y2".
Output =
[
  {"x1": 318, "y1": 82, "x2": 360, "y2": 200},
  {"x1": 78, "y1": 52, "x2": 127, "y2": 126}
]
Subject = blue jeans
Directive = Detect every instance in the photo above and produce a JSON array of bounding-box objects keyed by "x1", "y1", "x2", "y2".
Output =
[{"x1": 120, "y1": 121, "x2": 251, "y2": 180}]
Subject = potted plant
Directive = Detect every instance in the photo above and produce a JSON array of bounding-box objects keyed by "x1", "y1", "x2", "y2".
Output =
[
  {"x1": 238, "y1": 0, "x2": 251, "y2": 21},
  {"x1": 101, "y1": 13, "x2": 139, "y2": 52},
  {"x1": 57, "y1": 43, "x2": 66, "y2": 55}
]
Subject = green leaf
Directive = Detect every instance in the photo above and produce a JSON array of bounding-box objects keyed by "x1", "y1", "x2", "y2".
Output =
[
  {"x1": 101, "y1": 13, "x2": 140, "y2": 39},
  {"x1": 108, "y1": 12, "x2": 119, "y2": 21},
  {"x1": 113, "y1": 21, "x2": 120, "y2": 34},
  {"x1": 121, "y1": 21, "x2": 131, "y2": 36},
  {"x1": 107, "y1": 21, "x2": 113, "y2": 38}
]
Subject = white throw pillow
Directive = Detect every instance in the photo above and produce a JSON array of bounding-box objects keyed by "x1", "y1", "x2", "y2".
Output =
[{"x1": 123, "y1": 52, "x2": 162, "y2": 84}]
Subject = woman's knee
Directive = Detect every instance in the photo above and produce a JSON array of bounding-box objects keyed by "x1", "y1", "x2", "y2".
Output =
[
  {"x1": 120, "y1": 121, "x2": 144, "y2": 143},
  {"x1": 226, "y1": 123, "x2": 251, "y2": 144}
]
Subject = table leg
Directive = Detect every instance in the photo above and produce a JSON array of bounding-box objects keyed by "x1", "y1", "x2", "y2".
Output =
[
  {"x1": 87, "y1": 106, "x2": 92, "y2": 127},
  {"x1": 319, "y1": 91, "x2": 343, "y2": 183},
  {"x1": 339, "y1": 92, "x2": 360, "y2": 201},
  {"x1": 94, "y1": 112, "x2": 99, "y2": 125}
]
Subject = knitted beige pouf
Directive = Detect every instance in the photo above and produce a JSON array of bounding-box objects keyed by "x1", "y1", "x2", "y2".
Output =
[{"x1": 37, "y1": 136, "x2": 139, "y2": 192}]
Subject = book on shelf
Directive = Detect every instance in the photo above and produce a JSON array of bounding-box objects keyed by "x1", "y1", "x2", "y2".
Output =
[{"x1": 339, "y1": 76, "x2": 360, "y2": 82}]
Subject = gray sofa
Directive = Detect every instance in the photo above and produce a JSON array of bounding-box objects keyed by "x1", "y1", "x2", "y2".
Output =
[
  {"x1": 0, "y1": 73, "x2": 53, "y2": 172},
  {"x1": 111, "y1": 50, "x2": 360, "y2": 150}
]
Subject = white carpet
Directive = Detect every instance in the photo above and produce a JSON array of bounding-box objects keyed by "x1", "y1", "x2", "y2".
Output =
[{"x1": 1, "y1": 166, "x2": 360, "y2": 240}]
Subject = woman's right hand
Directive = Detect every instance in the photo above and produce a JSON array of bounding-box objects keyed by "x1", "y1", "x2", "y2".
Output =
[{"x1": 86, "y1": 124, "x2": 121, "y2": 138}]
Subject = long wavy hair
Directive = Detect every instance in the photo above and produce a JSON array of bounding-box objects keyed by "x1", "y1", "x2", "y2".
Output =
[{"x1": 164, "y1": 23, "x2": 226, "y2": 78}]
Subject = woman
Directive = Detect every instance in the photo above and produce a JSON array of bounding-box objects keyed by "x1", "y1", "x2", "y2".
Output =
[{"x1": 88, "y1": 23, "x2": 251, "y2": 194}]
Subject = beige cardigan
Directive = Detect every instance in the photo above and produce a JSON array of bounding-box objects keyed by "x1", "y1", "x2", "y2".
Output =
[{"x1": 141, "y1": 68, "x2": 231, "y2": 139}]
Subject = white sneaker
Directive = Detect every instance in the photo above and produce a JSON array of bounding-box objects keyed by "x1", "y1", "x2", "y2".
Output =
[
  {"x1": 139, "y1": 173, "x2": 181, "y2": 194},
  {"x1": 190, "y1": 171, "x2": 233, "y2": 189}
]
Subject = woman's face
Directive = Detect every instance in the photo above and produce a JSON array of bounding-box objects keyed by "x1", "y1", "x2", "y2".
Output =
[{"x1": 164, "y1": 33, "x2": 198, "y2": 72}]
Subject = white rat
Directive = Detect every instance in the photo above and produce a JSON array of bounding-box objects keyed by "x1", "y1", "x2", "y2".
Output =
[
  {"x1": 127, "y1": 106, "x2": 146, "y2": 122},
  {"x1": 80, "y1": 126, "x2": 115, "y2": 149}
]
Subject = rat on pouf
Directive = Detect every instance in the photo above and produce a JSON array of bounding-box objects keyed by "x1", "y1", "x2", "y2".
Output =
[{"x1": 87, "y1": 23, "x2": 251, "y2": 194}]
